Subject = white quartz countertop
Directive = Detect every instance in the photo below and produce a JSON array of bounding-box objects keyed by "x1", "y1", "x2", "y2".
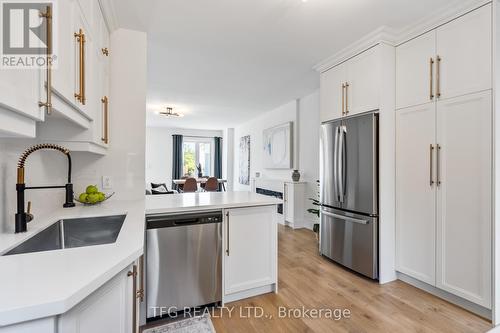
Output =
[
  {"x1": 0, "y1": 199, "x2": 145, "y2": 327},
  {"x1": 145, "y1": 191, "x2": 282, "y2": 215},
  {"x1": 0, "y1": 192, "x2": 281, "y2": 327}
]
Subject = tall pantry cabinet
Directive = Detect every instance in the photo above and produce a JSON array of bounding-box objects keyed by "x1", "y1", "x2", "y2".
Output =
[{"x1": 395, "y1": 4, "x2": 492, "y2": 308}]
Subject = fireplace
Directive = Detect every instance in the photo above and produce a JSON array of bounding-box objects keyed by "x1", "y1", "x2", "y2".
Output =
[{"x1": 256, "y1": 187, "x2": 283, "y2": 215}]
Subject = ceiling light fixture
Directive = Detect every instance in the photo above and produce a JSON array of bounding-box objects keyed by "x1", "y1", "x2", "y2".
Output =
[{"x1": 158, "y1": 107, "x2": 184, "y2": 118}]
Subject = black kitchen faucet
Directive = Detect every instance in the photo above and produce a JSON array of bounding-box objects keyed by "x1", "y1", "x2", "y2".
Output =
[{"x1": 15, "y1": 144, "x2": 75, "y2": 233}]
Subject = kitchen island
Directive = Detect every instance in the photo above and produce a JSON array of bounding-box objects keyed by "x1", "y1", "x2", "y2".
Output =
[
  {"x1": 0, "y1": 191, "x2": 280, "y2": 333},
  {"x1": 146, "y1": 192, "x2": 282, "y2": 305}
]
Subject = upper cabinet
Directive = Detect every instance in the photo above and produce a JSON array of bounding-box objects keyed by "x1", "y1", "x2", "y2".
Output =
[
  {"x1": 320, "y1": 63, "x2": 345, "y2": 122},
  {"x1": 36, "y1": 0, "x2": 111, "y2": 154},
  {"x1": 396, "y1": 4, "x2": 491, "y2": 109},
  {"x1": 320, "y1": 44, "x2": 385, "y2": 122},
  {"x1": 345, "y1": 46, "x2": 380, "y2": 116},
  {"x1": 436, "y1": 4, "x2": 492, "y2": 100},
  {"x1": 0, "y1": 0, "x2": 111, "y2": 153},
  {"x1": 396, "y1": 31, "x2": 436, "y2": 109}
]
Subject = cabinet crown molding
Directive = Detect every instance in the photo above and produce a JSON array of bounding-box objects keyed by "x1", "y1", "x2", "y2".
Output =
[
  {"x1": 98, "y1": 0, "x2": 119, "y2": 32},
  {"x1": 313, "y1": 26, "x2": 397, "y2": 73},
  {"x1": 314, "y1": 0, "x2": 489, "y2": 74}
]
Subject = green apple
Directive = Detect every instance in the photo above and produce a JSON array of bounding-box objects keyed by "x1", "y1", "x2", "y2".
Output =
[
  {"x1": 79, "y1": 193, "x2": 88, "y2": 203},
  {"x1": 86, "y1": 185, "x2": 98, "y2": 195},
  {"x1": 87, "y1": 193, "x2": 100, "y2": 204},
  {"x1": 97, "y1": 192, "x2": 106, "y2": 202}
]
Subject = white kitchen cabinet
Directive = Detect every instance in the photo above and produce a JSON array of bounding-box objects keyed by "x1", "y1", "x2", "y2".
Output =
[
  {"x1": 320, "y1": 44, "x2": 384, "y2": 122},
  {"x1": 395, "y1": 90, "x2": 492, "y2": 308},
  {"x1": 320, "y1": 63, "x2": 346, "y2": 122},
  {"x1": 395, "y1": 102, "x2": 436, "y2": 285},
  {"x1": 284, "y1": 182, "x2": 307, "y2": 229},
  {"x1": 395, "y1": 6, "x2": 493, "y2": 308},
  {"x1": 223, "y1": 206, "x2": 277, "y2": 299},
  {"x1": 396, "y1": 31, "x2": 436, "y2": 109},
  {"x1": 0, "y1": 13, "x2": 44, "y2": 137},
  {"x1": 2, "y1": 258, "x2": 143, "y2": 333},
  {"x1": 37, "y1": 0, "x2": 111, "y2": 153},
  {"x1": 51, "y1": 0, "x2": 77, "y2": 112},
  {"x1": 346, "y1": 46, "x2": 380, "y2": 116},
  {"x1": 436, "y1": 4, "x2": 492, "y2": 101},
  {"x1": 435, "y1": 90, "x2": 492, "y2": 308},
  {"x1": 0, "y1": 68, "x2": 43, "y2": 123},
  {"x1": 59, "y1": 261, "x2": 142, "y2": 333},
  {"x1": 396, "y1": 4, "x2": 491, "y2": 110}
]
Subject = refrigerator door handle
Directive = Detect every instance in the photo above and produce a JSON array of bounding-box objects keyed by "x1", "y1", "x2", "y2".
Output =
[
  {"x1": 338, "y1": 125, "x2": 346, "y2": 202},
  {"x1": 333, "y1": 126, "x2": 340, "y2": 201},
  {"x1": 321, "y1": 210, "x2": 369, "y2": 225}
]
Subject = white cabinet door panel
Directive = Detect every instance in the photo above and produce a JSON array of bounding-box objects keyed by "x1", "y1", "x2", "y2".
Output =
[
  {"x1": 320, "y1": 64, "x2": 346, "y2": 122},
  {"x1": 59, "y1": 265, "x2": 133, "y2": 333},
  {"x1": 395, "y1": 103, "x2": 436, "y2": 285},
  {"x1": 436, "y1": 4, "x2": 492, "y2": 100},
  {"x1": 346, "y1": 45, "x2": 380, "y2": 115},
  {"x1": 436, "y1": 90, "x2": 491, "y2": 308},
  {"x1": 52, "y1": 0, "x2": 76, "y2": 105},
  {"x1": 396, "y1": 31, "x2": 436, "y2": 109},
  {"x1": 224, "y1": 206, "x2": 277, "y2": 295}
]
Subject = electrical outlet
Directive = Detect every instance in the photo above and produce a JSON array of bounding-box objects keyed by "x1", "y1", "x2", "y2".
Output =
[{"x1": 102, "y1": 176, "x2": 112, "y2": 190}]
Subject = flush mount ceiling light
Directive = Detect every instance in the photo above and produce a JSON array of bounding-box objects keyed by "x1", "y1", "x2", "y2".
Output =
[{"x1": 158, "y1": 107, "x2": 184, "y2": 118}]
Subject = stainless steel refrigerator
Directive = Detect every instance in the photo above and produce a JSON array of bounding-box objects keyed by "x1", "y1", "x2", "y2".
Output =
[{"x1": 319, "y1": 111, "x2": 379, "y2": 279}]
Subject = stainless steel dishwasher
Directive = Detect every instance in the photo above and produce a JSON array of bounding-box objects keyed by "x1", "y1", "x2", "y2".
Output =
[{"x1": 144, "y1": 210, "x2": 222, "y2": 321}]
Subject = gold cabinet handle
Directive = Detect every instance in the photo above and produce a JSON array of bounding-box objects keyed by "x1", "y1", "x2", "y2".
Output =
[
  {"x1": 225, "y1": 212, "x2": 230, "y2": 256},
  {"x1": 138, "y1": 256, "x2": 144, "y2": 303},
  {"x1": 341, "y1": 83, "x2": 346, "y2": 116},
  {"x1": 101, "y1": 47, "x2": 109, "y2": 56},
  {"x1": 429, "y1": 144, "x2": 435, "y2": 186},
  {"x1": 436, "y1": 55, "x2": 441, "y2": 98},
  {"x1": 74, "y1": 29, "x2": 86, "y2": 105},
  {"x1": 127, "y1": 265, "x2": 138, "y2": 333},
  {"x1": 437, "y1": 144, "x2": 441, "y2": 186},
  {"x1": 429, "y1": 58, "x2": 434, "y2": 100},
  {"x1": 101, "y1": 96, "x2": 109, "y2": 144},
  {"x1": 38, "y1": 6, "x2": 53, "y2": 114},
  {"x1": 345, "y1": 82, "x2": 349, "y2": 115}
]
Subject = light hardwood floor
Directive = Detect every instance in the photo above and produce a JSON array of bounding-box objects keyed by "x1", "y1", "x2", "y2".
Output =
[{"x1": 211, "y1": 225, "x2": 491, "y2": 333}]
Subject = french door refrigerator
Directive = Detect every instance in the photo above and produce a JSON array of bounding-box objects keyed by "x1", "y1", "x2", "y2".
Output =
[{"x1": 320, "y1": 111, "x2": 379, "y2": 279}]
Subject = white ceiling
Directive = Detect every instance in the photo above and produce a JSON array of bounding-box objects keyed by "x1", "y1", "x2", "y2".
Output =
[{"x1": 112, "y1": 0, "x2": 465, "y2": 129}]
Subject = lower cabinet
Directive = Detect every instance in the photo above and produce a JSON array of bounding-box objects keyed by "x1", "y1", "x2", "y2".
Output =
[
  {"x1": 59, "y1": 258, "x2": 143, "y2": 333},
  {"x1": 223, "y1": 206, "x2": 277, "y2": 301},
  {"x1": 396, "y1": 90, "x2": 492, "y2": 308}
]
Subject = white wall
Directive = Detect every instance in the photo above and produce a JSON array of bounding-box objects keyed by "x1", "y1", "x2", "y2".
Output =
[
  {"x1": 145, "y1": 127, "x2": 223, "y2": 189},
  {"x1": 222, "y1": 128, "x2": 235, "y2": 191},
  {"x1": 0, "y1": 29, "x2": 147, "y2": 234},
  {"x1": 233, "y1": 91, "x2": 320, "y2": 228},
  {"x1": 233, "y1": 100, "x2": 298, "y2": 191}
]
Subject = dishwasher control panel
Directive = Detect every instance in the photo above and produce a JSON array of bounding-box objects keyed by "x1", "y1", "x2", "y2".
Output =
[{"x1": 146, "y1": 211, "x2": 223, "y2": 229}]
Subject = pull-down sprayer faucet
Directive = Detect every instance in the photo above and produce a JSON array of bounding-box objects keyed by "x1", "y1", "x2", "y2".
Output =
[{"x1": 15, "y1": 144, "x2": 75, "y2": 233}]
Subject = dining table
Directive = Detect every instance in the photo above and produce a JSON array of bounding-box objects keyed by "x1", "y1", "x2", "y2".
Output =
[{"x1": 172, "y1": 178, "x2": 227, "y2": 191}]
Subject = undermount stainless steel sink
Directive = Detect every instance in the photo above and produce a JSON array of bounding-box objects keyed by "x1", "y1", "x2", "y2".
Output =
[{"x1": 3, "y1": 215, "x2": 126, "y2": 256}]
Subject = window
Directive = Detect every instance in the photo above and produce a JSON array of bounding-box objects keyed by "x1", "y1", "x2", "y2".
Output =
[{"x1": 183, "y1": 138, "x2": 213, "y2": 177}]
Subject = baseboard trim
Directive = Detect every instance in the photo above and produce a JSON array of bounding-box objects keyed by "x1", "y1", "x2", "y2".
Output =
[
  {"x1": 397, "y1": 272, "x2": 492, "y2": 320},
  {"x1": 223, "y1": 284, "x2": 276, "y2": 304}
]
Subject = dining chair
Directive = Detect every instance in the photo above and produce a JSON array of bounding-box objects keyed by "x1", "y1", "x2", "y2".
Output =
[
  {"x1": 177, "y1": 176, "x2": 189, "y2": 192},
  {"x1": 204, "y1": 177, "x2": 219, "y2": 192},
  {"x1": 183, "y1": 177, "x2": 198, "y2": 193}
]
